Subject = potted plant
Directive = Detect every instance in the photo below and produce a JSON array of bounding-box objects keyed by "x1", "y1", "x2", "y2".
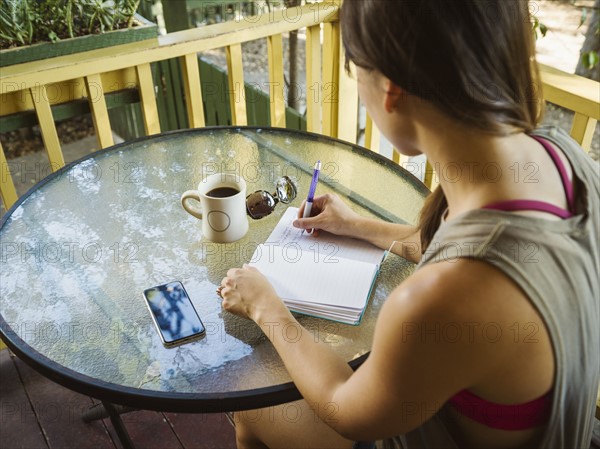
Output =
[{"x1": 0, "y1": 0, "x2": 158, "y2": 67}]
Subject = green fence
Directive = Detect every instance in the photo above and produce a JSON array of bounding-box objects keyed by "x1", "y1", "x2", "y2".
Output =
[{"x1": 110, "y1": 57, "x2": 307, "y2": 141}]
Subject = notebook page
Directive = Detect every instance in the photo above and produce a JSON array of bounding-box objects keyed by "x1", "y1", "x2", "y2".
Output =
[
  {"x1": 287, "y1": 305, "x2": 362, "y2": 323},
  {"x1": 265, "y1": 207, "x2": 385, "y2": 266},
  {"x1": 250, "y1": 243, "x2": 379, "y2": 309}
]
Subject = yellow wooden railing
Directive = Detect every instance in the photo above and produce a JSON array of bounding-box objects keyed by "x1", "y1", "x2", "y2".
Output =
[
  {"x1": 539, "y1": 63, "x2": 599, "y2": 150},
  {"x1": 1, "y1": 4, "x2": 599, "y2": 210},
  {"x1": 0, "y1": 2, "x2": 348, "y2": 210}
]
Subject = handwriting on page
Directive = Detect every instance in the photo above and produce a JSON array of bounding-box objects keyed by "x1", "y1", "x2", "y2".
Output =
[
  {"x1": 266, "y1": 207, "x2": 385, "y2": 265},
  {"x1": 277, "y1": 222, "x2": 305, "y2": 245}
]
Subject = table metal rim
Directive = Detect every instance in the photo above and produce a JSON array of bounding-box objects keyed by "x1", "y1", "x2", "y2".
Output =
[
  {"x1": 0, "y1": 126, "x2": 425, "y2": 410},
  {"x1": 0, "y1": 313, "x2": 368, "y2": 412},
  {"x1": 1, "y1": 126, "x2": 430, "y2": 227}
]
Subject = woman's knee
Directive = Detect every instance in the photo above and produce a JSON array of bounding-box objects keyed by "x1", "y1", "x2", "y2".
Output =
[{"x1": 234, "y1": 411, "x2": 266, "y2": 448}]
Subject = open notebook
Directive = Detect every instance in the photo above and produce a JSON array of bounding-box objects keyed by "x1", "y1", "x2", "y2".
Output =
[{"x1": 250, "y1": 207, "x2": 386, "y2": 325}]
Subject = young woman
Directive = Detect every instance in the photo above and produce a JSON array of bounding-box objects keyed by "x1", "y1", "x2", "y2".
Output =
[{"x1": 219, "y1": 1, "x2": 599, "y2": 447}]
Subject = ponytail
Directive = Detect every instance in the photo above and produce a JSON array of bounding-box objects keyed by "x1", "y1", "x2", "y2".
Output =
[{"x1": 418, "y1": 186, "x2": 448, "y2": 252}]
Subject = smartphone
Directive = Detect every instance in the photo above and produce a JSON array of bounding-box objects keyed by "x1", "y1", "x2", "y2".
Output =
[{"x1": 143, "y1": 281, "x2": 206, "y2": 347}]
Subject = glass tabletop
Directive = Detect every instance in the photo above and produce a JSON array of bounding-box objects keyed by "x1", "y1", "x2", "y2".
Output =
[{"x1": 0, "y1": 127, "x2": 429, "y2": 412}]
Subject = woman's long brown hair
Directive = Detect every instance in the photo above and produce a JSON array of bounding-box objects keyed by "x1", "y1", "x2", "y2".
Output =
[{"x1": 340, "y1": 0, "x2": 543, "y2": 251}]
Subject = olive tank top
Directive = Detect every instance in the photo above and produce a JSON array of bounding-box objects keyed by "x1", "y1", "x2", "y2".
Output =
[{"x1": 382, "y1": 126, "x2": 599, "y2": 448}]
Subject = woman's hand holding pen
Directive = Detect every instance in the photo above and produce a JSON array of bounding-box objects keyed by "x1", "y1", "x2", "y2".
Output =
[{"x1": 293, "y1": 193, "x2": 361, "y2": 238}]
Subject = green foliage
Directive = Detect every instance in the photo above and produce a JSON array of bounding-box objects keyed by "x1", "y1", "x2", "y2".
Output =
[
  {"x1": 0, "y1": 0, "x2": 141, "y2": 48},
  {"x1": 581, "y1": 50, "x2": 599, "y2": 69},
  {"x1": 577, "y1": 5, "x2": 600, "y2": 72},
  {"x1": 533, "y1": 17, "x2": 548, "y2": 40},
  {"x1": 577, "y1": 7, "x2": 588, "y2": 29},
  {"x1": 533, "y1": 5, "x2": 599, "y2": 72}
]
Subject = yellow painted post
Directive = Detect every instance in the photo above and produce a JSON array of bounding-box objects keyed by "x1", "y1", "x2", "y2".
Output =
[
  {"x1": 181, "y1": 53, "x2": 206, "y2": 128},
  {"x1": 85, "y1": 73, "x2": 114, "y2": 149},
  {"x1": 392, "y1": 149, "x2": 411, "y2": 169},
  {"x1": 306, "y1": 24, "x2": 322, "y2": 134},
  {"x1": 570, "y1": 113, "x2": 597, "y2": 152},
  {"x1": 226, "y1": 43, "x2": 248, "y2": 126},
  {"x1": 364, "y1": 114, "x2": 381, "y2": 153},
  {"x1": 135, "y1": 63, "x2": 161, "y2": 135},
  {"x1": 267, "y1": 34, "x2": 286, "y2": 128},
  {"x1": 0, "y1": 340, "x2": 6, "y2": 351},
  {"x1": 424, "y1": 159, "x2": 439, "y2": 191},
  {"x1": 29, "y1": 85, "x2": 65, "y2": 169},
  {"x1": 0, "y1": 141, "x2": 18, "y2": 210},
  {"x1": 322, "y1": 21, "x2": 340, "y2": 138},
  {"x1": 336, "y1": 57, "x2": 358, "y2": 144}
]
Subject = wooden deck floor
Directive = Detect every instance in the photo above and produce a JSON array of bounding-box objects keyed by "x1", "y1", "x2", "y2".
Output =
[{"x1": 0, "y1": 350, "x2": 237, "y2": 449}]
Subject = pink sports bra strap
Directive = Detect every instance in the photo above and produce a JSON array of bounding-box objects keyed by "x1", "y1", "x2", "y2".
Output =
[
  {"x1": 448, "y1": 389, "x2": 552, "y2": 431},
  {"x1": 483, "y1": 199, "x2": 573, "y2": 219},
  {"x1": 530, "y1": 135, "x2": 575, "y2": 211},
  {"x1": 482, "y1": 135, "x2": 575, "y2": 218}
]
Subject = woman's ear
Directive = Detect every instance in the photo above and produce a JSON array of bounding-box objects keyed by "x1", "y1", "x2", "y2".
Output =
[{"x1": 384, "y1": 80, "x2": 403, "y2": 113}]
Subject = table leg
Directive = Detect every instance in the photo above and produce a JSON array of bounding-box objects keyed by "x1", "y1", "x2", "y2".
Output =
[
  {"x1": 83, "y1": 402, "x2": 136, "y2": 422},
  {"x1": 102, "y1": 401, "x2": 136, "y2": 449}
]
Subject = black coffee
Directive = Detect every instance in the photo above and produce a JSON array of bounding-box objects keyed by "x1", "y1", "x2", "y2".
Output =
[{"x1": 206, "y1": 187, "x2": 240, "y2": 198}]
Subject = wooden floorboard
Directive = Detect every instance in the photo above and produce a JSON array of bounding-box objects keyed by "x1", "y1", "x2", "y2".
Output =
[
  {"x1": 164, "y1": 413, "x2": 237, "y2": 449},
  {"x1": 120, "y1": 410, "x2": 183, "y2": 449},
  {"x1": 0, "y1": 351, "x2": 48, "y2": 449},
  {"x1": 12, "y1": 356, "x2": 116, "y2": 449},
  {"x1": 0, "y1": 351, "x2": 237, "y2": 449}
]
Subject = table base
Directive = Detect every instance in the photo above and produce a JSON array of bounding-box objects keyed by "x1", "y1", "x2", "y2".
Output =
[{"x1": 83, "y1": 402, "x2": 137, "y2": 449}]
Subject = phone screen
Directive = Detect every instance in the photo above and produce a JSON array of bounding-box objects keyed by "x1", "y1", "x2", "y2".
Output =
[{"x1": 143, "y1": 281, "x2": 205, "y2": 347}]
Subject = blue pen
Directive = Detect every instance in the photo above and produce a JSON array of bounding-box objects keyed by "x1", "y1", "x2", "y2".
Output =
[{"x1": 302, "y1": 160, "x2": 321, "y2": 235}]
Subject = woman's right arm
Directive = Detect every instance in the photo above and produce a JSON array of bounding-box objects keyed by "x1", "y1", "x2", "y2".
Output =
[
  {"x1": 293, "y1": 193, "x2": 422, "y2": 264},
  {"x1": 352, "y1": 216, "x2": 422, "y2": 264}
]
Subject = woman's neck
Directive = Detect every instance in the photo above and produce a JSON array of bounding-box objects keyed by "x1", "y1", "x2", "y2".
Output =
[{"x1": 411, "y1": 112, "x2": 530, "y2": 220}]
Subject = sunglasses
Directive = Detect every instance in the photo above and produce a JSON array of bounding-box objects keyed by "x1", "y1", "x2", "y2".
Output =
[{"x1": 246, "y1": 176, "x2": 298, "y2": 219}]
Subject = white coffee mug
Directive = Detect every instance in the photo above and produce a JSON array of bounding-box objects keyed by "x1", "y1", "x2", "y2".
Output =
[{"x1": 181, "y1": 173, "x2": 249, "y2": 243}]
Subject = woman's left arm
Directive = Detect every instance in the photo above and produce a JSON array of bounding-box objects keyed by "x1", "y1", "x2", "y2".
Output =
[
  {"x1": 221, "y1": 262, "x2": 496, "y2": 440},
  {"x1": 220, "y1": 265, "x2": 355, "y2": 416}
]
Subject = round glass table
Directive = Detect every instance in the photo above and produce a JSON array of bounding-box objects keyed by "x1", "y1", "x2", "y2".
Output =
[{"x1": 0, "y1": 127, "x2": 429, "y2": 413}]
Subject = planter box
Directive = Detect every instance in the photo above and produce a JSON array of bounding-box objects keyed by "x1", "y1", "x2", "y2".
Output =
[{"x1": 0, "y1": 14, "x2": 158, "y2": 67}]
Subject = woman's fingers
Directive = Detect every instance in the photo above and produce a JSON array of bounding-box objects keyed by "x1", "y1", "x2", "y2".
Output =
[
  {"x1": 297, "y1": 199, "x2": 307, "y2": 218},
  {"x1": 293, "y1": 216, "x2": 318, "y2": 230}
]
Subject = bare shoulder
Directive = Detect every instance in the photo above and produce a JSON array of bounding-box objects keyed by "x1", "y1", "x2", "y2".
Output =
[
  {"x1": 348, "y1": 260, "x2": 506, "y2": 433},
  {"x1": 387, "y1": 258, "x2": 543, "y2": 324},
  {"x1": 379, "y1": 258, "x2": 554, "y2": 401},
  {"x1": 340, "y1": 257, "x2": 552, "y2": 436}
]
